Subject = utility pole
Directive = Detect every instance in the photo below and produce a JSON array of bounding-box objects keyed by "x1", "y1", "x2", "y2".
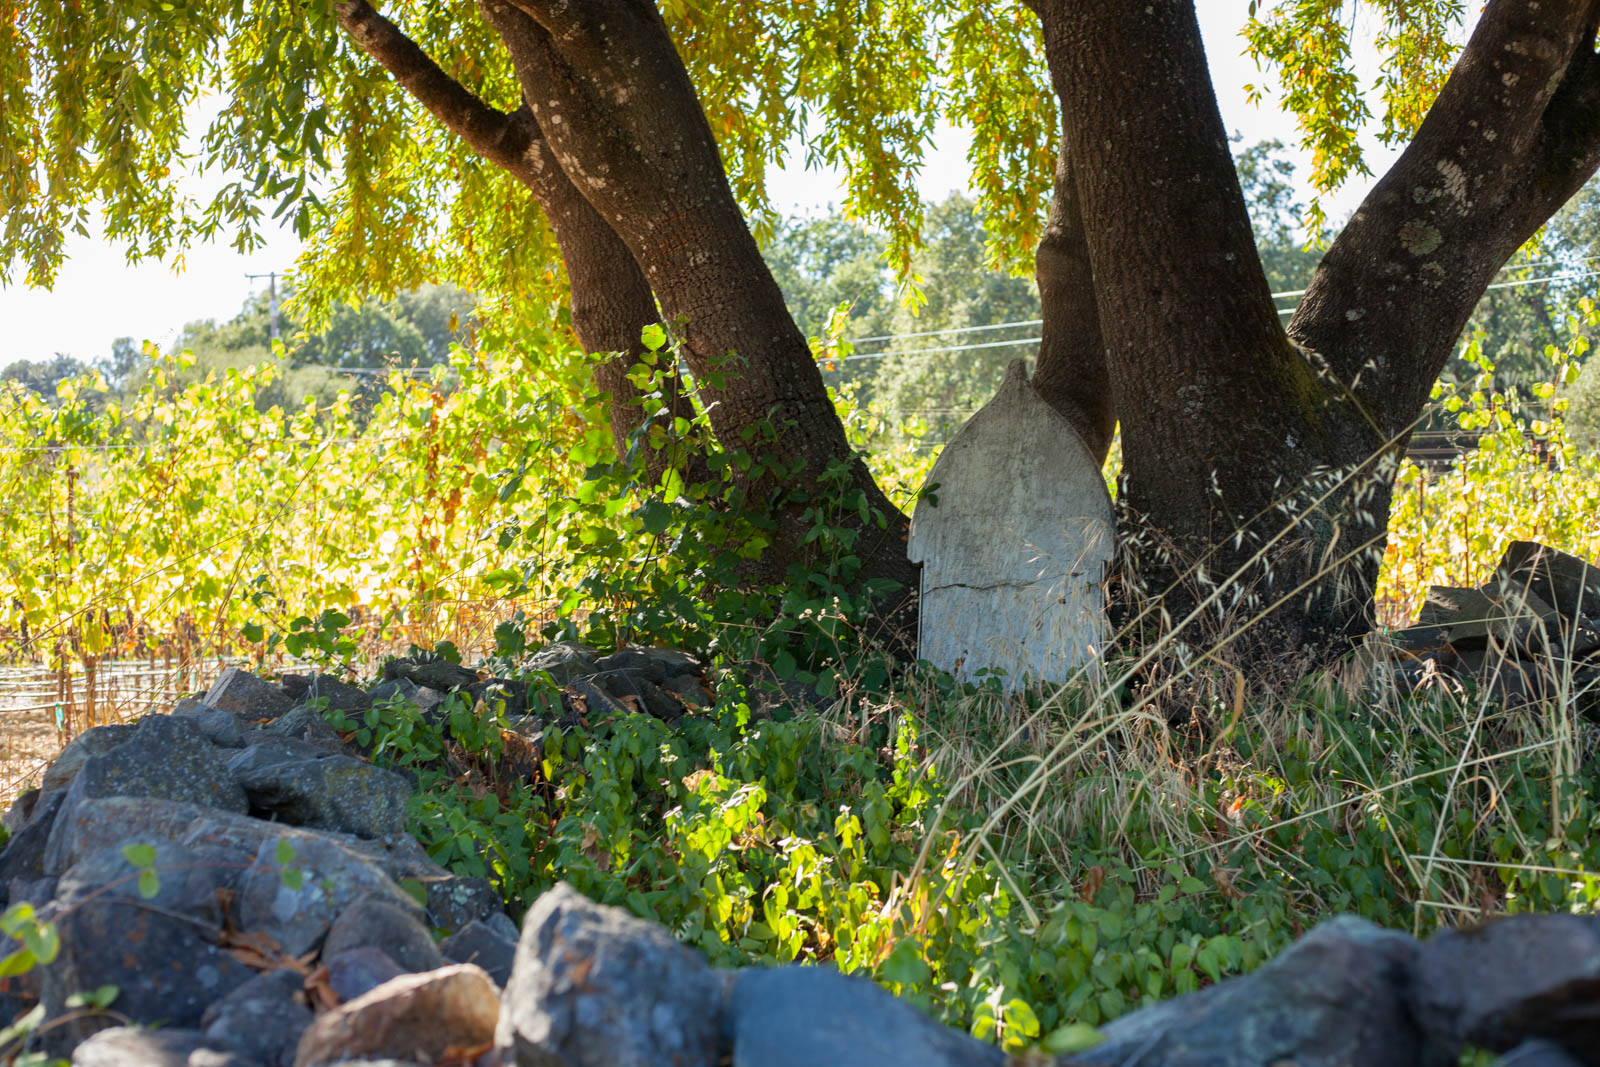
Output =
[{"x1": 245, "y1": 271, "x2": 280, "y2": 345}]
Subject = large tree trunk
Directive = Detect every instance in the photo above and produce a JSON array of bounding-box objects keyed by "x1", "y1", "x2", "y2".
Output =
[
  {"x1": 337, "y1": 0, "x2": 696, "y2": 473},
  {"x1": 1032, "y1": 133, "x2": 1116, "y2": 466},
  {"x1": 1030, "y1": 0, "x2": 1384, "y2": 661},
  {"x1": 483, "y1": 0, "x2": 919, "y2": 604},
  {"x1": 1028, "y1": 0, "x2": 1600, "y2": 667}
]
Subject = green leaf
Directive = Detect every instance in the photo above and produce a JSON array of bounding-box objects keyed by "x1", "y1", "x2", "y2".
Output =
[
  {"x1": 274, "y1": 839, "x2": 297, "y2": 866},
  {"x1": 20, "y1": 923, "x2": 58, "y2": 965},
  {"x1": 879, "y1": 938, "x2": 931, "y2": 987},
  {"x1": 1042, "y1": 1023, "x2": 1105, "y2": 1054},
  {"x1": 640, "y1": 324, "x2": 668, "y2": 351},
  {"x1": 121, "y1": 843, "x2": 156, "y2": 869},
  {"x1": 398, "y1": 879, "x2": 428, "y2": 910},
  {"x1": 0, "y1": 949, "x2": 35, "y2": 978},
  {"x1": 1005, "y1": 998, "x2": 1040, "y2": 1041},
  {"x1": 0, "y1": 1003, "x2": 45, "y2": 1047},
  {"x1": 65, "y1": 984, "x2": 120, "y2": 1011},
  {"x1": 773, "y1": 649, "x2": 797, "y2": 680},
  {"x1": 137, "y1": 869, "x2": 161, "y2": 900}
]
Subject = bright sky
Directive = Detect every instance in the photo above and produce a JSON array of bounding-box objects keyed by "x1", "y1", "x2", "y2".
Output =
[{"x1": 1, "y1": 4, "x2": 1427, "y2": 367}]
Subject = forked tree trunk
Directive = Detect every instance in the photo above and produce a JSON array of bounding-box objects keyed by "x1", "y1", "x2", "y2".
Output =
[
  {"x1": 1028, "y1": 0, "x2": 1600, "y2": 664},
  {"x1": 338, "y1": 0, "x2": 696, "y2": 474},
  {"x1": 475, "y1": 0, "x2": 919, "y2": 601},
  {"x1": 342, "y1": 0, "x2": 1600, "y2": 671}
]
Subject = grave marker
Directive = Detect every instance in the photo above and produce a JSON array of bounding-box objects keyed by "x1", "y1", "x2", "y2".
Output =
[{"x1": 907, "y1": 361, "x2": 1114, "y2": 688}]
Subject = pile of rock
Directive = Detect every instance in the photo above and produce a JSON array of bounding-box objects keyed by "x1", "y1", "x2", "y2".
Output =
[
  {"x1": 0, "y1": 665, "x2": 520, "y2": 1065},
  {"x1": 70, "y1": 885, "x2": 1600, "y2": 1067},
  {"x1": 374, "y1": 640, "x2": 711, "y2": 726},
  {"x1": 1, "y1": 654, "x2": 1598, "y2": 1066},
  {"x1": 1384, "y1": 540, "x2": 1599, "y2": 713},
  {"x1": 0, "y1": 644, "x2": 722, "y2": 1064}
]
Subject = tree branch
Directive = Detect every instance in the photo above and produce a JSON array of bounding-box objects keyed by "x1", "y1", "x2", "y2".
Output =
[
  {"x1": 334, "y1": 0, "x2": 566, "y2": 196},
  {"x1": 1030, "y1": 132, "x2": 1115, "y2": 464},
  {"x1": 1290, "y1": 0, "x2": 1600, "y2": 434}
]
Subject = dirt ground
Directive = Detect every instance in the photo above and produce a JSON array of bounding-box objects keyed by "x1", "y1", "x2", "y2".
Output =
[{"x1": 0, "y1": 662, "x2": 199, "y2": 807}]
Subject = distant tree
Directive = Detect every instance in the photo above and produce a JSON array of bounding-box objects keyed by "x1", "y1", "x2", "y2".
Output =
[
  {"x1": 112, "y1": 283, "x2": 475, "y2": 408},
  {"x1": 104, "y1": 337, "x2": 143, "y2": 392},
  {"x1": 0, "y1": 354, "x2": 93, "y2": 401},
  {"x1": 872, "y1": 194, "x2": 1040, "y2": 435},
  {"x1": 1233, "y1": 138, "x2": 1321, "y2": 301},
  {"x1": 762, "y1": 213, "x2": 893, "y2": 344}
]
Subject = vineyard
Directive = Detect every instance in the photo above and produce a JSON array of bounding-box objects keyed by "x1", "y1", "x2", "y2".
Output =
[{"x1": 2, "y1": 311, "x2": 1597, "y2": 751}]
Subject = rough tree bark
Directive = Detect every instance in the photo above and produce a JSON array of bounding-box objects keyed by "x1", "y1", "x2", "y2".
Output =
[
  {"x1": 1031, "y1": 134, "x2": 1116, "y2": 466},
  {"x1": 1027, "y1": 0, "x2": 1600, "y2": 662},
  {"x1": 337, "y1": 0, "x2": 1600, "y2": 669},
  {"x1": 336, "y1": 0, "x2": 696, "y2": 467},
  {"x1": 475, "y1": 0, "x2": 918, "y2": 599},
  {"x1": 341, "y1": 0, "x2": 918, "y2": 606}
]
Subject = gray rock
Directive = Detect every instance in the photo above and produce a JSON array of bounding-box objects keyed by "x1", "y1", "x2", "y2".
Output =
[
  {"x1": 2, "y1": 787, "x2": 39, "y2": 833},
  {"x1": 304, "y1": 674, "x2": 373, "y2": 717},
  {"x1": 595, "y1": 648, "x2": 666, "y2": 685},
  {"x1": 496, "y1": 882, "x2": 724, "y2": 1067},
  {"x1": 367, "y1": 678, "x2": 421, "y2": 710},
  {"x1": 485, "y1": 910, "x2": 519, "y2": 942},
  {"x1": 43, "y1": 716, "x2": 247, "y2": 874},
  {"x1": 419, "y1": 872, "x2": 502, "y2": 934},
  {"x1": 262, "y1": 705, "x2": 348, "y2": 755},
  {"x1": 1492, "y1": 541, "x2": 1600, "y2": 627},
  {"x1": 567, "y1": 676, "x2": 630, "y2": 718},
  {"x1": 292, "y1": 964, "x2": 500, "y2": 1067},
  {"x1": 236, "y1": 832, "x2": 425, "y2": 957},
  {"x1": 76, "y1": 715, "x2": 244, "y2": 810},
  {"x1": 0, "y1": 789, "x2": 65, "y2": 883},
  {"x1": 730, "y1": 966, "x2": 1001, "y2": 1067},
  {"x1": 382, "y1": 656, "x2": 477, "y2": 693},
  {"x1": 1087, "y1": 916, "x2": 1449, "y2": 1067},
  {"x1": 326, "y1": 946, "x2": 407, "y2": 1003},
  {"x1": 202, "y1": 968, "x2": 314, "y2": 1067},
  {"x1": 527, "y1": 642, "x2": 599, "y2": 685},
  {"x1": 205, "y1": 667, "x2": 295, "y2": 722},
  {"x1": 1410, "y1": 914, "x2": 1600, "y2": 1056},
  {"x1": 38, "y1": 723, "x2": 137, "y2": 799},
  {"x1": 1491, "y1": 1040, "x2": 1588, "y2": 1066},
  {"x1": 280, "y1": 674, "x2": 314, "y2": 702},
  {"x1": 39, "y1": 894, "x2": 256, "y2": 1046},
  {"x1": 8, "y1": 875, "x2": 56, "y2": 906},
  {"x1": 55, "y1": 840, "x2": 252, "y2": 925},
  {"x1": 662, "y1": 672, "x2": 712, "y2": 707},
  {"x1": 44, "y1": 796, "x2": 457, "y2": 901},
  {"x1": 439, "y1": 918, "x2": 517, "y2": 986},
  {"x1": 324, "y1": 892, "x2": 445, "y2": 974},
  {"x1": 635, "y1": 675, "x2": 686, "y2": 721},
  {"x1": 635, "y1": 645, "x2": 704, "y2": 680},
  {"x1": 232, "y1": 754, "x2": 411, "y2": 839},
  {"x1": 71, "y1": 1026, "x2": 252, "y2": 1066},
  {"x1": 172, "y1": 698, "x2": 251, "y2": 748},
  {"x1": 227, "y1": 737, "x2": 341, "y2": 778},
  {"x1": 596, "y1": 669, "x2": 685, "y2": 721}
]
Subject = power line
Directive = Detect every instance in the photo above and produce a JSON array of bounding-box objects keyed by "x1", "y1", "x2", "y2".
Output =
[
  {"x1": 840, "y1": 257, "x2": 1600, "y2": 348},
  {"x1": 833, "y1": 335, "x2": 1042, "y2": 362},
  {"x1": 826, "y1": 268, "x2": 1600, "y2": 356},
  {"x1": 850, "y1": 318, "x2": 1042, "y2": 345}
]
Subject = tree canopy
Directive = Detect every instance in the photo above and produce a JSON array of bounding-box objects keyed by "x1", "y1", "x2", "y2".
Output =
[
  {"x1": 3, "y1": 2, "x2": 1476, "y2": 306},
  {"x1": 9, "y1": 0, "x2": 1600, "y2": 665}
]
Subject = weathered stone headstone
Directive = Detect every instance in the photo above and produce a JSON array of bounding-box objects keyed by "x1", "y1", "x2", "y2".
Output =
[{"x1": 908, "y1": 361, "x2": 1113, "y2": 688}]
